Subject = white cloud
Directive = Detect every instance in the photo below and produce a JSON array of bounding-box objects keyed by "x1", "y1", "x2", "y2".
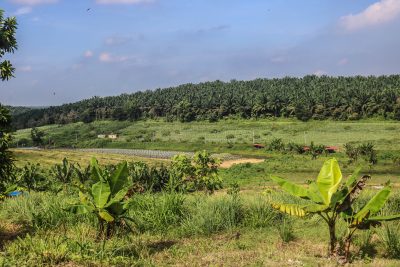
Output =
[
  {"x1": 10, "y1": 0, "x2": 58, "y2": 5},
  {"x1": 96, "y1": 0, "x2": 154, "y2": 4},
  {"x1": 19, "y1": 66, "x2": 32, "y2": 72},
  {"x1": 99, "y1": 52, "x2": 128, "y2": 63},
  {"x1": 84, "y1": 50, "x2": 94, "y2": 58},
  {"x1": 13, "y1": 6, "x2": 32, "y2": 16},
  {"x1": 340, "y1": 0, "x2": 400, "y2": 31}
]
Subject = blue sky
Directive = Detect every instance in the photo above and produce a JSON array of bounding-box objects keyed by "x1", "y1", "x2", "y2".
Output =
[{"x1": 1, "y1": 0, "x2": 400, "y2": 106}]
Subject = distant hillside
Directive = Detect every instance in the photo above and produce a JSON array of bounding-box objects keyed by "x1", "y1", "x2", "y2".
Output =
[
  {"x1": 11, "y1": 75, "x2": 400, "y2": 129},
  {"x1": 6, "y1": 106, "x2": 42, "y2": 117}
]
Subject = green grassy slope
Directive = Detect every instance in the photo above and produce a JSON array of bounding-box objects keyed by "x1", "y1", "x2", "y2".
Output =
[{"x1": 12, "y1": 119, "x2": 400, "y2": 153}]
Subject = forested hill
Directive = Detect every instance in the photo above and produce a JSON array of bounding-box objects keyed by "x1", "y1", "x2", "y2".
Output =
[
  {"x1": 6, "y1": 106, "x2": 41, "y2": 117},
  {"x1": 11, "y1": 75, "x2": 400, "y2": 129}
]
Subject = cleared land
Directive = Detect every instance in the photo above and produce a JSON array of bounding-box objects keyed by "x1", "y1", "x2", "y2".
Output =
[
  {"x1": 12, "y1": 119, "x2": 400, "y2": 155},
  {"x1": 12, "y1": 119, "x2": 400, "y2": 189}
]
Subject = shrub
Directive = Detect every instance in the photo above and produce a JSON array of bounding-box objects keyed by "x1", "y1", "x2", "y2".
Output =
[
  {"x1": 267, "y1": 138, "x2": 285, "y2": 151},
  {"x1": 226, "y1": 134, "x2": 235, "y2": 140},
  {"x1": 286, "y1": 142, "x2": 305, "y2": 154}
]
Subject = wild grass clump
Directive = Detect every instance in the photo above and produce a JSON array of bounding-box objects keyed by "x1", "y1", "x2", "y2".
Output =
[
  {"x1": 0, "y1": 192, "x2": 92, "y2": 230},
  {"x1": 378, "y1": 223, "x2": 400, "y2": 259},
  {"x1": 354, "y1": 229, "x2": 376, "y2": 259},
  {"x1": 128, "y1": 193, "x2": 186, "y2": 234},
  {"x1": 276, "y1": 216, "x2": 295, "y2": 243},
  {"x1": 180, "y1": 194, "x2": 243, "y2": 236},
  {"x1": 242, "y1": 196, "x2": 278, "y2": 228}
]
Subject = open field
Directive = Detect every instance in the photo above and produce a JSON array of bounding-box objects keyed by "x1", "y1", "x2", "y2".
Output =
[
  {"x1": 4, "y1": 119, "x2": 400, "y2": 266},
  {"x1": 12, "y1": 148, "x2": 400, "y2": 190},
  {"x1": 12, "y1": 148, "x2": 166, "y2": 168},
  {"x1": 11, "y1": 119, "x2": 400, "y2": 156}
]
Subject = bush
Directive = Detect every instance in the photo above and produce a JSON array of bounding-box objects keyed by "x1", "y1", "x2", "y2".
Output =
[
  {"x1": 226, "y1": 134, "x2": 235, "y2": 140},
  {"x1": 286, "y1": 142, "x2": 305, "y2": 154},
  {"x1": 267, "y1": 138, "x2": 285, "y2": 151}
]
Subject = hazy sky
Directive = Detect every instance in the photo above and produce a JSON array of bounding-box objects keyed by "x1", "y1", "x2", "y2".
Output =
[{"x1": 1, "y1": 0, "x2": 400, "y2": 106}]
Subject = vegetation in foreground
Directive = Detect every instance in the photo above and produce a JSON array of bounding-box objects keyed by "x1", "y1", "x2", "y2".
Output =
[
  {"x1": 0, "y1": 153, "x2": 399, "y2": 266},
  {"x1": 1, "y1": 183, "x2": 400, "y2": 265},
  {"x1": 271, "y1": 159, "x2": 400, "y2": 263}
]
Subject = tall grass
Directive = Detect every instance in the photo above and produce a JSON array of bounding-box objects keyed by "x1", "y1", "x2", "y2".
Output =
[
  {"x1": 180, "y1": 194, "x2": 244, "y2": 236},
  {"x1": 242, "y1": 196, "x2": 278, "y2": 228},
  {"x1": 128, "y1": 193, "x2": 186, "y2": 234},
  {"x1": 0, "y1": 192, "x2": 94, "y2": 230},
  {"x1": 378, "y1": 223, "x2": 400, "y2": 259}
]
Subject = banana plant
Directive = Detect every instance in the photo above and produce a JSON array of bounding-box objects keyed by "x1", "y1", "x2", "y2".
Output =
[
  {"x1": 270, "y1": 158, "x2": 400, "y2": 262},
  {"x1": 68, "y1": 158, "x2": 133, "y2": 239},
  {"x1": 52, "y1": 158, "x2": 75, "y2": 186},
  {"x1": 74, "y1": 163, "x2": 91, "y2": 185},
  {"x1": 340, "y1": 185, "x2": 400, "y2": 260}
]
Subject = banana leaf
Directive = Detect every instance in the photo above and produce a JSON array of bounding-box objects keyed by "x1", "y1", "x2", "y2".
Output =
[{"x1": 316, "y1": 158, "x2": 342, "y2": 206}]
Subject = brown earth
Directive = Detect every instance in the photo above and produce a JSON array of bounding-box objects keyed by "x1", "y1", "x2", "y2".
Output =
[{"x1": 220, "y1": 158, "x2": 264, "y2": 168}]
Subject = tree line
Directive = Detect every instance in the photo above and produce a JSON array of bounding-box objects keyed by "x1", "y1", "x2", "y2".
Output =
[{"x1": 12, "y1": 75, "x2": 400, "y2": 129}]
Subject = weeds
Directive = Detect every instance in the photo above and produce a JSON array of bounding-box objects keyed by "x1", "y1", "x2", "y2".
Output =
[{"x1": 379, "y1": 223, "x2": 400, "y2": 259}]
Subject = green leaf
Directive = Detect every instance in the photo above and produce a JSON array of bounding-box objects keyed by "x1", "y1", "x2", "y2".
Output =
[
  {"x1": 307, "y1": 182, "x2": 324, "y2": 203},
  {"x1": 352, "y1": 186, "x2": 391, "y2": 225},
  {"x1": 271, "y1": 176, "x2": 309, "y2": 199},
  {"x1": 329, "y1": 187, "x2": 349, "y2": 209},
  {"x1": 90, "y1": 158, "x2": 104, "y2": 183},
  {"x1": 107, "y1": 202, "x2": 126, "y2": 216},
  {"x1": 91, "y1": 181, "x2": 111, "y2": 208},
  {"x1": 99, "y1": 210, "x2": 115, "y2": 222},
  {"x1": 316, "y1": 158, "x2": 342, "y2": 205},
  {"x1": 67, "y1": 204, "x2": 94, "y2": 215},
  {"x1": 272, "y1": 203, "x2": 307, "y2": 217},
  {"x1": 303, "y1": 204, "x2": 328, "y2": 213},
  {"x1": 109, "y1": 161, "x2": 128, "y2": 195},
  {"x1": 345, "y1": 166, "x2": 361, "y2": 189},
  {"x1": 368, "y1": 214, "x2": 400, "y2": 222},
  {"x1": 107, "y1": 187, "x2": 129, "y2": 204}
]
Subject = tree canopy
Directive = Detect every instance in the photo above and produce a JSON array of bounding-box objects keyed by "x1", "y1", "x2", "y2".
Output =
[
  {"x1": 0, "y1": 9, "x2": 17, "y2": 81},
  {"x1": 0, "y1": 9, "x2": 17, "y2": 183},
  {"x1": 12, "y1": 75, "x2": 400, "y2": 128}
]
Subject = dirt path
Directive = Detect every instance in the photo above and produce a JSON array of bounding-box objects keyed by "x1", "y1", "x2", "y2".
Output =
[{"x1": 220, "y1": 158, "x2": 264, "y2": 168}]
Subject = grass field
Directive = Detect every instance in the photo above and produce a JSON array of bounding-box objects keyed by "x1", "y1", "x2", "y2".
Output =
[
  {"x1": 1, "y1": 190, "x2": 400, "y2": 266},
  {"x1": 12, "y1": 149, "x2": 166, "y2": 168},
  {"x1": 12, "y1": 119, "x2": 400, "y2": 156},
  {"x1": 4, "y1": 119, "x2": 400, "y2": 266},
  {"x1": 11, "y1": 118, "x2": 400, "y2": 188}
]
